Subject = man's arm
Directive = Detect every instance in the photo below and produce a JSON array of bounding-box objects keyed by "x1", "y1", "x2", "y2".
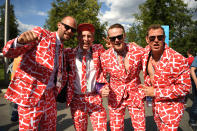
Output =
[
  {"x1": 3, "y1": 28, "x2": 42, "y2": 58},
  {"x1": 96, "y1": 54, "x2": 110, "y2": 97},
  {"x1": 154, "y1": 59, "x2": 191, "y2": 100},
  {"x1": 144, "y1": 58, "x2": 191, "y2": 100},
  {"x1": 191, "y1": 67, "x2": 197, "y2": 88}
]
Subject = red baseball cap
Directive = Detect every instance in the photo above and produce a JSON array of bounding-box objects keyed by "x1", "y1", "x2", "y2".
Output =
[{"x1": 77, "y1": 23, "x2": 95, "y2": 33}]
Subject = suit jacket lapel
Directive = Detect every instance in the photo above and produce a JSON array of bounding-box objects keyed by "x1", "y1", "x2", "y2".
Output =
[
  {"x1": 154, "y1": 45, "x2": 169, "y2": 76},
  {"x1": 110, "y1": 49, "x2": 127, "y2": 81}
]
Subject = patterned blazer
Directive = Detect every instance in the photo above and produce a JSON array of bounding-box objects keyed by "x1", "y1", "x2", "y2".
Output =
[
  {"x1": 97, "y1": 43, "x2": 144, "y2": 109},
  {"x1": 65, "y1": 44, "x2": 105, "y2": 106},
  {"x1": 3, "y1": 27, "x2": 67, "y2": 107},
  {"x1": 142, "y1": 44, "x2": 191, "y2": 124}
]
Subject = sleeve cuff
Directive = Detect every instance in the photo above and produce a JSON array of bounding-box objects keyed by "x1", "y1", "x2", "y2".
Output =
[
  {"x1": 154, "y1": 89, "x2": 156, "y2": 96},
  {"x1": 13, "y1": 37, "x2": 24, "y2": 48},
  {"x1": 95, "y1": 82, "x2": 107, "y2": 94}
]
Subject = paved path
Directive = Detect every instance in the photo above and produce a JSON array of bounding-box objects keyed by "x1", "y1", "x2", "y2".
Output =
[{"x1": 0, "y1": 92, "x2": 194, "y2": 131}]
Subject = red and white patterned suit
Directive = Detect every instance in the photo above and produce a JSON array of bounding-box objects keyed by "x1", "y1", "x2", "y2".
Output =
[
  {"x1": 98, "y1": 43, "x2": 145, "y2": 131},
  {"x1": 3, "y1": 27, "x2": 67, "y2": 130},
  {"x1": 142, "y1": 44, "x2": 191, "y2": 130},
  {"x1": 65, "y1": 44, "x2": 107, "y2": 131}
]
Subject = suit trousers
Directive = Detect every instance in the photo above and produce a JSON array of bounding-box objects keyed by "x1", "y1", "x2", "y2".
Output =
[
  {"x1": 18, "y1": 88, "x2": 57, "y2": 131},
  {"x1": 109, "y1": 95, "x2": 145, "y2": 131},
  {"x1": 153, "y1": 101, "x2": 184, "y2": 131},
  {"x1": 70, "y1": 93, "x2": 107, "y2": 131}
]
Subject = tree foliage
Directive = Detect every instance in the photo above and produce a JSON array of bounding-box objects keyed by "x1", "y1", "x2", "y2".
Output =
[
  {"x1": 0, "y1": 4, "x2": 20, "y2": 51},
  {"x1": 45, "y1": 0, "x2": 107, "y2": 48},
  {"x1": 127, "y1": 0, "x2": 196, "y2": 55}
]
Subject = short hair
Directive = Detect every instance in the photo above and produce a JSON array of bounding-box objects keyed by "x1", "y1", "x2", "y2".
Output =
[
  {"x1": 187, "y1": 49, "x2": 195, "y2": 56},
  {"x1": 108, "y1": 23, "x2": 125, "y2": 36},
  {"x1": 146, "y1": 24, "x2": 165, "y2": 36}
]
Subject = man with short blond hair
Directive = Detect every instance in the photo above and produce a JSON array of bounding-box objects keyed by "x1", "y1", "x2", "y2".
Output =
[{"x1": 98, "y1": 23, "x2": 145, "y2": 131}]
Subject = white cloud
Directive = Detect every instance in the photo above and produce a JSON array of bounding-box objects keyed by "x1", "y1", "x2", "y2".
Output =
[
  {"x1": 98, "y1": 0, "x2": 197, "y2": 30},
  {"x1": 17, "y1": 20, "x2": 36, "y2": 32},
  {"x1": 98, "y1": 0, "x2": 146, "y2": 30},
  {"x1": 35, "y1": 11, "x2": 47, "y2": 16},
  {"x1": 183, "y1": 0, "x2": 197, "y2": 9},
  {"x1": 183, "y1": 0, "x2": 197, "y2": 20},
  {"x1": 16, "y1": 10, "x2": 47, "y2": 17}
]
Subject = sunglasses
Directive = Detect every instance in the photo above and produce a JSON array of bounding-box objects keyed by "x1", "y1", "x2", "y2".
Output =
[
  {"x1": 61, "y1": 22, "x2": 76, "y2": 33},
  {"x1": 109, "y1": 34, "x2": 124, "y2": 42},
  {"x1": 149, "y1": 35, "x2": 164, "y2": 42}
]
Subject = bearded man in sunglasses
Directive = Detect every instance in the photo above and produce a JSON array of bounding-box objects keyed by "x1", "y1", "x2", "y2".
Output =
[
  {"x1": 142, "y1": 24, "x2": 191, "y2": 130},
  {"x1": 97, "y1": 23, "x2": 146, "y2": 130},
  {"x1": 3, "y1": 16, "x2": 77, "y2": 130}
]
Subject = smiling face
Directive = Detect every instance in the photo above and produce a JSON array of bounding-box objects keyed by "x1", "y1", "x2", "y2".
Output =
[
  {"x1": 57, "y1": 16, "x2": 77, "y2": 41},
  {"x1": 146, "y1": 28, "x2": 165, "y2": 53},
  {"x1": 78, "y1": 30, "x2": 94, "y2": 51},
  {"x1": 108, "y1": 27, "x2": 126, "y2": 53}
]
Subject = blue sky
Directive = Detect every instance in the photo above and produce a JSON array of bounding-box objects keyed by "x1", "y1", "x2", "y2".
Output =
[{"x1": 0, "y1": 0, "x2": 196, "y2": 33}]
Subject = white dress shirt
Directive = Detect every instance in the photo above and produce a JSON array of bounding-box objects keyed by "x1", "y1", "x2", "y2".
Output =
[{"x1": 74, "y1": 47, "x2": 97, "y2": 94}]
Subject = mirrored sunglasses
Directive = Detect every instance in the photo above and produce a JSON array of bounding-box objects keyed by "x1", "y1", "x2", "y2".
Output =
[{"x1": 149, "y1": 35, "x2": 164, "y2": 42}]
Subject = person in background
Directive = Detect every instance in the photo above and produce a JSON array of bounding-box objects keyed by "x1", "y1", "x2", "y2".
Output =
[
  {"x1": 189, "y1": 55, "x2": 197, "y2": 130},
  {"x1": 2, "y1": 16, "x2": 77, "y2": 130},
  {"x1": 10, "y1": 56, "x2": 22, "y2": 122},
  {"x1": 142, "y1": 24, "x2": 191, "y2": 130},
  {"x1": 65, "y1": 23, "x2": 107, "y2": 131},
  {"x1": 97, "y1": 23, "x2": 145, "y2": 131},
  {"x1": 187, "y1": 49, "x2": 194, "y2": 67}
]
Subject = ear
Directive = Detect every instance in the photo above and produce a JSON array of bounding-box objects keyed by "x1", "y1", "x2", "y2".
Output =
[{"x1": 57, "y1": 22, "x2": 61, "y2": 29}]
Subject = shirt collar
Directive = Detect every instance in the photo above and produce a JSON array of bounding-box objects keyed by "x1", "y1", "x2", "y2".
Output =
[
  {"x1": 77, "y1": 46, "x2": 91, "y2": 54},
  {"x1": 56, "y1": 32, "x2": 61, "y2": 46}
]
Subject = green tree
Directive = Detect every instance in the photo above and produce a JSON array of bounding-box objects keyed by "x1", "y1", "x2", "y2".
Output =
[
  {"x1": 45, "y1": 0, "x2": 107, "y2": 48},
  {"x1": 0, "y1": 4, "x2": 20, "y2": 51},
  {"x1": 127, "y1": 0, "x2": 194, "y2": 55},
  {"x1": 180, "y1": 4, "x2": 197, "y2": 56},
  {"x1": 180, "y1": 20, "x2": 197, "y2": 56},
  {"x1": 127, "y1": 23, "x2": 145, "y2": 47}
]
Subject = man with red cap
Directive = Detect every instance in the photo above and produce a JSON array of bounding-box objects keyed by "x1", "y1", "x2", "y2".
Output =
[{"x1": 65, "y1": 23, "x2": 108, "y2": 130}]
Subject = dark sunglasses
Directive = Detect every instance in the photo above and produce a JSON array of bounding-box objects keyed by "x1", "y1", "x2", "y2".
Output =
[
  {"x1": 149, "y1": 35, "x2": 164, "y2": 42},
  {"x1": 61, "y1": 22, "x2": 76, "y2": 33},
  {"x1": 109, "y1": 34, "x2": 124, "y2": 42}
]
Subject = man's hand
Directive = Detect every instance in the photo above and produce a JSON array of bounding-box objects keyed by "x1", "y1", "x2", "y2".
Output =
[
  {"x1": 17, "y1": 31, "x2": 41, "y2": 44},
  {"x1": 101, "y1": 86, "x2": 110, "y2": 97},
  {"x1": 103, "y1": 37, "x2": 112, "y2": 49},
  {"x1": 142, "y1": 85, "x2": 155, "y2": 97}
]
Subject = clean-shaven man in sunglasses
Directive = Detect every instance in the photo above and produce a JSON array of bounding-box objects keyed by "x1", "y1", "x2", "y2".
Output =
[
  {"x1": 97, "y1": 23, "x2": 146, "y2": 130},
  {"x1": 142, "y1": 24, "x2": 191, "y2": 130},
  {"x1": 3, "y1": 16, "x2": 76, "y2": 130}
]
